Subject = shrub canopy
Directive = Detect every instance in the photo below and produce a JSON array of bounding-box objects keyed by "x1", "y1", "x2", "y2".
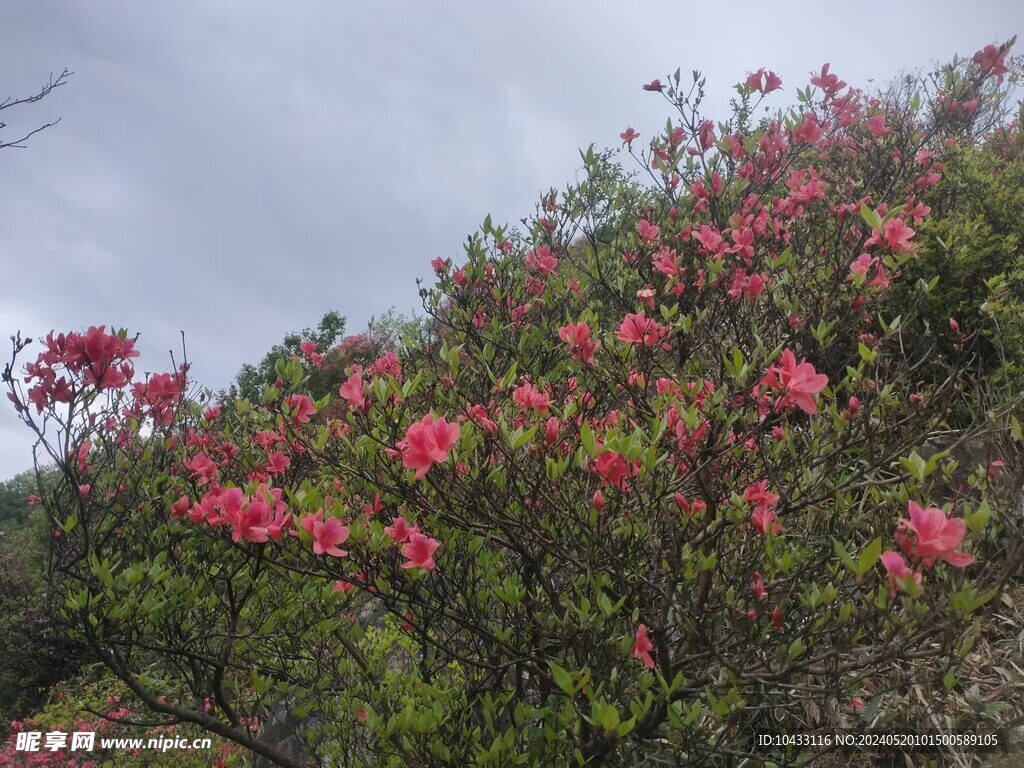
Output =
[{"x1": 4, "y1": 40, "x2": 1024, "y2": 767}]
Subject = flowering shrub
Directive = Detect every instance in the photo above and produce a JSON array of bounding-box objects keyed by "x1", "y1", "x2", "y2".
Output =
[
  {"x1": 4, "y1": 41, "x2": 1024, "y2": 766},
  {"x1": 0, "y1": 672, "x2": 244, "y2": 767}
]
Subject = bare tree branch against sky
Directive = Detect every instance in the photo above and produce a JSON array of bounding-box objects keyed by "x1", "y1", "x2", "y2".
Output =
[
  {"x1": 1, "y1": 0, "x2": 1021, "y2": 479},
  {"x1": 0, "y1": 68, "x2": 72, "y2": 149}
]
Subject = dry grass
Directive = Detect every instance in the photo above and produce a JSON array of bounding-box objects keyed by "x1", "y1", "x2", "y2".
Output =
[{"x1": 788, "y1": 582, "x2": 1024, "y2": 768}]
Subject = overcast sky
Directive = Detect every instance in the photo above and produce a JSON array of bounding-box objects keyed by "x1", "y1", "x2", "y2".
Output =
[{"x1": 1, "y1": 1, "x2": 1021, "y2": 481}]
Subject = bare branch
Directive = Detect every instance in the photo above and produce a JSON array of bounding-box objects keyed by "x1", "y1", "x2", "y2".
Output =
[{"x1": 0, "y1": 68, "x2": 72, "y2": 149}]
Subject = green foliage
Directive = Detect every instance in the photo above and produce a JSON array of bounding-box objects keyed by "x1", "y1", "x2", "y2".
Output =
[
  {"x1": 0, "y1": 467, "x2": 57, "y2": 532},
  {"x1": 4, "y1": 41, "x2": 1024, "y2": 768},
  {"x1": 0, "y1": 519, "x2": 87, "y2": 729},
  {"x1": 892, "y1": 112, "x2": 1024, "y2": 410},
  {"x1": 3, "y1": 669, "x2": 245, "y2": 767},
  {"x1": 229, "y1": 310, "x2": 347, "y2": 402}
]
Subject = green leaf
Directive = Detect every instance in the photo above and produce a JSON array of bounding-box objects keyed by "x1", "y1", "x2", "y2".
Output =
[
  {"x1": 666, "y1": 702, "x2": 685, "y2": 731},
  {"x1": 943, "y1": 669, "x2": 958, "y2": 690},
  {"x1": 966, "y1": 498, "x2": 990, "y2": 534},
  {"x1": 615, "y1": 716, "x2": 637, "y2": 737},
  {"x1": 787, "y1": 638, "x2": 805, "y2": 659},
  {"x1": 596, "y1": 702, "x2": 619, "y2": 731},
  {"x1": 899, "y1": 451, "x2": 928, "y2": 483},
  {"x1": 773, "y1": 246, "x2": 792, "y2": 269},
  {"x1": 1010, "y1": 415, "x2": 1023, "y2": 442},
  {"x1": 548, "y1": 661, "x2": 575, "y2": 696},
  {"x1": 833, "y1": 538, "x2": 857, "y2": 574},
  {"x1": 859, "y1": 202, "x2": 883, "y2": 232},
  {"x1": 857, "y1": 537, "x2": 882, "y2": 578},
  {"x1": 580, "y1": 421, "x2": 596, "y2": 457},
  {"x1": 952, "y1": 588, "x2": 977, "y2": 614}
]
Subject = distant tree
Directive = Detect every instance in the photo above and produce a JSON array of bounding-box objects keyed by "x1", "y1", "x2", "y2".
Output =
[
  {"x1": 0, "y1": 476, "x2": 86, "y2": 728},
  {"x1": 0, "y1": 467, "x2": 59, "y2": 530},
  {"x1": 1, "y1": 68, "x2": 72, "y2": 150},
  {"x1": 229, "y1": 311, "x2": 347, "y2": 403},
  {"x1": 224, "y1": 310, "x2": 420, "y2": 407}
]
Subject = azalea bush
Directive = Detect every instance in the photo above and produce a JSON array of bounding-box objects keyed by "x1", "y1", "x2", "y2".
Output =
[
  {"x1": 1, "y1": 670, "x2": 245, "y2": 768},
  {"x1": 890, "y1": 92, "x2": 1024, "y2": 411},
  {"x1": 4, "y1": 41, "x2": 1024, "y2": 767}
]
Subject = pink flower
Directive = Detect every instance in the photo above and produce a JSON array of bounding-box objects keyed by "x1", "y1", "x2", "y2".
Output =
[
  {"x1": 866, "y1": 217, "x2": 916, "y2": 255},
  {"x1": 772, "y1": 605, "x2": 784, "y2": 632},
  {"x1": 185, "y1": 452, "x2": 220, "y2": 486},
  {"x1": 745, "y1": 69, "x2": 782, "y2": 94},
  {"x1": 642, "y1": 79, "x2": 665, "y2": 92},
  {"x1": 880, "y1": 550, "x2": 922, "y2": 596},
  {"x1": 399, "y1": 414, "x2": 461, "y2": 479},
  {"x1": 286, "y1": 394, "x2": 317, "y2": 426},
  {"x1": 558, "y1": 322, "x2": 601, "y2": 365},
  {"x1": 763, "y1": 70, "x2": 782, "y2": 93},
  {"x1": 673, "y1": 495, "x2": 706, "y2": 517},
  {"x1": 637, "y1": 286, "x2": 656, "y2": 310},
  {"x1": 467, "y1": 404, "x2": 498, "y2": 436},
  {"x1": 544, "y1": 416, "x2": 560, "y2": 446},
  {"x1": 620, "y1": 127, "x2": 640, "y2": 147},
  {"x1": 630, "y1": 624, "x2": 655, "y2": 668},
  {"x1": 751, "y1": 571, "x2": 768, "y2": 601},
  {"x1": 401, "y1": 532, "x2": 440, "y2": 571},
  {"x1": 866, "y1": 115, "x2": 891, "y2": 137},
  {"x1": 849, "y1": 252, "x2": 877, "y2": 280},
  {"x1": 727, "y1": 269, "x2": 768, "y2": 300},
  {"x1": 593, "y1": 490, "x2": 605, "y2": 513},
  {"x1": 792, "y1": 114, "x2": 824, "y2": 145},
  {"x1": 339, "y1": 374, "x2": 369, "y2": 412},
  {"x1": 695, "y1": 120, "x2": 715, "y2": 152},
  {"x1": 524, "y1": 245, "x2": 558, "y2": 275},
  {"x1": 652, "y1": 246, "x2": 680, "y2": 276},
  {"x1": 27, "y1": 494, "x2": 42, "y2": 506},
  {"x1": 751, "y1": 505, "x2": 783, "y2": 536},
  {"x1": 760, "y1": 349, "x2": 829, "y2": 415},
  {"x1": 745, "y1": 273, "x2": 768, "y2": 298},
  {"x1": 617, "y1": 312, "x2": 670, "y2": 349},
  {"x1": 895, "y1": 501, "x2": 974, "y2": 569},
  {"x1": 973, "y1": 44, "x2": 1009, "y2": 80},
  {"x1": 729, "y1": 227, "x2": 755, "y2": 261},
  {"x1": 810, "y1": 63, "x2": 846, "y2": 95},
  {"x1": 310, "y1": 516, "x2": 349, "y2": 557},
  {"x1": 170, "y1": 495, "x2": 191, "y2": 517},
  {"x1": 513, "y1": 381, "x2": 553, "y2": 413},
  {"x1": 744, "y1": 480, "x2": 780, "y2": 510},
  {"x1": 636, "y1": 219, "x2": 660, "y2": 244},
  {"x1": 299, "y1": 340, "x2": 323, "y2": 366},
  {"x1": 868, "y1": 263, "x2": 891, "y2": 289},
  {"x1": 384, "y1": 516, "x2": 419, "y2": 543},
  {"x1": 266, "y1": 451, "x2": 290, "y2": 474},
  {"x1": 594, "y1": 450, "x2": 639, "y2": 491},
  {"x1": 692, "y1": 224, "x2": 726, "y2": 257}
]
